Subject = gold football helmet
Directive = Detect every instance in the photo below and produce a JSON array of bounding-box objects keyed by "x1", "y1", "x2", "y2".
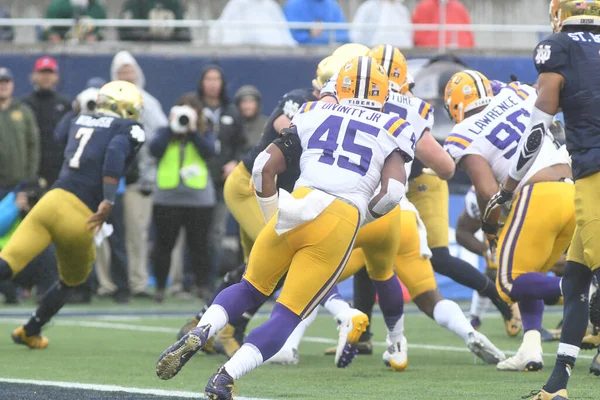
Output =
[
  {"x1": 444, "y1": 70, "x2": 494, "y2": 123},
  {"x1": 366, "y1": 45, "x2": 408, "y2": 94},
  {"x1": 336, "y1": 56, "x2": 389, "y2": 109},
  {"x1": 332, "y1": 43, "x2": 370, "y2": 63},
  {"x1": 313, "y1": 56, "x2": 349, "y2": 91},
  {"x1": 550, "y1": 0, "x2": 600, "y2": 32},
  {"x1": 96, "y1": 80, "x2": 144, "y2": 121}
]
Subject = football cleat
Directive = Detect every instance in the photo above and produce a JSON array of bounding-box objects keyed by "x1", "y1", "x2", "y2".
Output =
[
  {"x1": 382, "y1": 335, "x2": 408, "y2": 371},
  {"x1": 524, "y1": 389, "x2": 568, "y2": 400},
  {"x1": 497, "y1": 340, "x2": 543, "y2": 372},
  {"x1": 11, "y1": 326, "x2": 48, "y2": 349},
  {"x1": 156, "y1": 324, "x2": 211, "y2": 380},
  {"x1": 467, "y1": 331, "x2": 506, "y2": 364},
  {"x1": 266, "y1": 346, "x2": 299, "y2": 365},
  {"x1": 541, "y1": 328, "x2": 561, "y2": 342},
  {"x1": 590, "y1": 348, "x2": 600, "y2": 376},
  {"x1": 334, "y1": 308, "x2": 369, "y2": 368},
  {"x1": 324, "y1": 339, "x2": 373, "y2": 356},
  {"x1": 505, "y1": 303, "x2": 523, "y2": 337},
  {"x1": 205, "y1": 366, "x2": 237, "y2": 400},
  {"x1": 177, "y1": 316, "x2": 218, "y2": 354},
  {"x1": 213, "y1": 324, "x2": 243, "y2": 359}
]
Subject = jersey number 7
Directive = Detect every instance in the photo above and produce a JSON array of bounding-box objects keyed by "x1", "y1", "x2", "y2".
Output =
[
  {"x1": 69, "y1": 127, "x2": 95, "y2": 169},
  {"x1": 308, "y1": 115, "x2": 379, "y2": 177}
]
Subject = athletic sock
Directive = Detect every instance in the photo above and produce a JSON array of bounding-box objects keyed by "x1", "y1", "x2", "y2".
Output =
[
  {"x1": 0, "y1": 258, "x2": 13, "y2": 281},
  {"x1": 321, "y1": 286, "x2": 351, "y2": 317},
  {"x1": 371, "y1": 275, "x2": 404, "y2": 339},
  {"x1": 353, "y1": 267, "x2": 376, "y2": 340},
  {"x1": 223, "y1": 343, "x2": 264, "y2": 380},
  {"x1": 544, "y1": 261, "x2": 591, "y2": 393},
  {"x1": 23, "y1": 280, "x2": 73, "y2": 336},
  {"x1": 245, "y1": 303, "x2": 301, "y2": 361},
  {"x1": 433, "y1": 299, "x2": 474, "y2": 342},
  {"x1": 517, "y1": 299, "x2": 544, "y2": 332},
  {"x1": 470, "y1": 291, "x2": 491, "y2": 320},
  {"x1": 198, "y1": 304, "x2": 229, "y2": 338},
  {"x1": 281, "y1": 307, "x2": 318, "y2": 350}
]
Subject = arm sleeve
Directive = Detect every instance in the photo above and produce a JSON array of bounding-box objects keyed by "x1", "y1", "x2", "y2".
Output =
[
  {"x1": 103, "y1": 134, "x2": 133, "y2": 180},
  {"x1": 149, "y1": 127, "x2": 172, "y2": 159},
  {"x1": 24, "y1": 106, "x2": 40, "y2": 178},
  {"x1": 0, "y1": 193, "x2": 20, "y2": 237},
  {"x1": 189, "y1": 131, "x2": 216, "y2": 160}
]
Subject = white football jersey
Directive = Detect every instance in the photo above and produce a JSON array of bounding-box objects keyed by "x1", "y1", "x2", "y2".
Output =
[
  {"x1": 444, "y1": 83, "x2": 570, "y2": 192},
  {"x1": 383, "y1": 92, "x2": 434, "y2": 177},
  {"x1": 291, "y1": 101, "x2": 416, "y2": 219}
]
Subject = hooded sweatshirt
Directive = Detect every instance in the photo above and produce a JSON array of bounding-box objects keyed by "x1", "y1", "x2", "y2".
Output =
[
  {"x1": 234, "y1": 85, "x2": 268, "y2": 151},
  {"x1": 110, "y1": 50, "x2": 168, "y2": 192}
]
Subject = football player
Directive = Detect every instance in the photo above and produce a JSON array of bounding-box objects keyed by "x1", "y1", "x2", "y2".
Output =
[
  {"x1": 155, "y1": 56, "x2": 414, "y2": 400},
  {"x1": 444, "y1": 70, "x2": 574, "y2": 373},
  {"x1": 483, "y1": 1, "x2": 600, "y2": 398},
  {"x1": 175, "y1": 47, "x2": 371, "y2": 362},
  {"x1": 0, "y1": 81, "x2": 144, "y2": 348}
]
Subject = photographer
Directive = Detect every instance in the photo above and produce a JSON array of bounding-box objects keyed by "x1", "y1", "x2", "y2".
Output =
[
  {"x1": 0, "y1": 180, "x2": 57, "y2": 304},
  {"x1": 149, "y1": 103, "x2": 216, "y2": 303}
]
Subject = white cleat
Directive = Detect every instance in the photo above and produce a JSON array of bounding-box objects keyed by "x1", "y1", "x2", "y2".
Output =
[
  {"x1": 334, "y1": 308, "x2": 369, "y2": 368},
  {"x1": 496, "y1": 346, "x2": 543, "y2": 371},
  {"x1": 382, "y1": 335, "x2": 408, "y2": 371},
  {"x1": 467, "y1": 331, "x2": 506, "y2": 364},
  {"x1": 266, "y1": 345, "x2": 299, "y2": 365}
]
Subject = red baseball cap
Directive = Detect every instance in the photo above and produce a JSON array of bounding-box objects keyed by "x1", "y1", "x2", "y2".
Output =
[{"x1": 33, "y1": 56, "x2": 58, "y2": 73}]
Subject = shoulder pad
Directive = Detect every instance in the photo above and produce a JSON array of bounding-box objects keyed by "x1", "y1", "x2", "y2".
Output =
[
  {"x1": 534, "y1": 36, "x2": 568, "y2": 75},
  {"x1": 278, "y1": 91, "x2": 314, "y2": 119},
  {"x1": 296, "y1": 101, "x2": 318, "y2": 116},
  {"x1": 121, "y1": 121, "x2": 145, "y2": 144}
]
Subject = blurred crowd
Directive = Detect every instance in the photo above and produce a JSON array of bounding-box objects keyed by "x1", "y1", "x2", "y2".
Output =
[
  {"x1": 0, "y1": 53, "x2": 268, "y2": 305},
  {"x1": 0, "y1": 0, "x2": 475, "y2": 49}
]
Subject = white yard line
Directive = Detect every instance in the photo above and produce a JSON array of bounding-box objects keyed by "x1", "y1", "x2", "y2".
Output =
[
  {"x1": 0, "y1": 318, "x2": 594, "y2": 360},
  {"x1": 0, "y1": 378, "x2": 271, "y2": 400}
]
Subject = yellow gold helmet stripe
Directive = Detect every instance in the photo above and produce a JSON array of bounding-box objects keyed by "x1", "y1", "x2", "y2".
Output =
[
  {"x1": 382, "y1": 45, "x2": 394, "y2": 78},
  {"x1": 464, "y1": 70, "x2": 485, "y2": 98}
]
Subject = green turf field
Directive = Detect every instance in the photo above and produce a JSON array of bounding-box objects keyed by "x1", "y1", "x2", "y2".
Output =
[{"x1": 0, "y1": 300, "x2": 598, "y2": 399}]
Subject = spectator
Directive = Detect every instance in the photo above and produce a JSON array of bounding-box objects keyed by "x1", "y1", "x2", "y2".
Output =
[
  {"x1": 178, "y1": 65, "x2": 245, "y2": 286},
  {"x1": 350, "y1": 0, "x2": 413, "y2": 48},
  {"x1": 412, "y1": 0, "x2": 475, "y2": 49},
  {"x1": 43, "y1": 0, "x2": 107, "y2": 42},
  {"x1": 209, "y1": 0, "x2": 296, "y2": 46},
  {"x1": 119, "y1": 0, "x2": 191, "y2": 42},
  {"x1": 21, "y1": 57, "x2": 71, "y2": 186},
  {"x1": 149, "y1": 102, "x2": 216, "y2": 302},
  {"x1": 0, "y1": 67, "x2": 40, "y2": 196},
  {"x1": 0, "y1": 5, "x2": 14, "y2": 42},
  {"x1": 284, "y1": 0, "x2": 349, "y2": 45},
  {"x1": 234, "y1": 85, "x2": 268, "y2": 151},
  {"x1": 110, "y1": 50, "x2": 168, "y2": 298},
  {"x1": 0, "y1": 180, "x2": 58, "y2": 304}
]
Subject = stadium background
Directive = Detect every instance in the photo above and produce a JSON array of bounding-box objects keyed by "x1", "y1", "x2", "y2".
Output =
[{"x1": 1, "y1": 0, "x2": 552, "y2": 301}]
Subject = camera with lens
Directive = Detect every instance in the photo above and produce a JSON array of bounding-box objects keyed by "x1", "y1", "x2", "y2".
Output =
[
  {"x1": 76, "y1": 87, "x2": 100, "y2": 114},
  {"x1": 169, "y1": 105, "x2": 198, "y2": 135}
]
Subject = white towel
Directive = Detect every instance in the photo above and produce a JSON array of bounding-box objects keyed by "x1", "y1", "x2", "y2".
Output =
[
  {"x1": 93, "y1": 223, "x2": 114, "y2": 247},
  {"x1": 274, "y1": 189, "x2": 336, "y2": 235},
  {"x1": 401, "y1": 197, "x2": 432, "y2": 259}
]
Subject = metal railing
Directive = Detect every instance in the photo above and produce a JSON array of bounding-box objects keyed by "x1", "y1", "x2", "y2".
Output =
[{"x1": 0, "y1": 18, "x2": 551, "y2": 51}]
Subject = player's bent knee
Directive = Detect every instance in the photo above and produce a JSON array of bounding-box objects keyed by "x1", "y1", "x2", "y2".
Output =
[{"x1": 580, "y1": 219, "x2": 600, "y2": 270}]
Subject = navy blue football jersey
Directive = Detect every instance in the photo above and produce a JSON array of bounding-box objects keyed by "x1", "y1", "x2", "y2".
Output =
[
  {"x1": 535, "y1": 31, "x2": 600, "y2": 179},
  {"x1": 240, "y1": 88, "x2": 317, "y2": 192},
  {"x1": 53, "y1": 114, "x2": 144, "y2": 210}
]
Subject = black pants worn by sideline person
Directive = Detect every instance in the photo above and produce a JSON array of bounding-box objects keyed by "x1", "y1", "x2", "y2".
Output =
[{"x1": 153, "y1": 205, "x2": 213, "y2": 298}]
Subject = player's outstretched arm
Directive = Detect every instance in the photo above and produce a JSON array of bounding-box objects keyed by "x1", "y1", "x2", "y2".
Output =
[
  {"x1": 456, "y1": 210, "x2": 487, "y2": 256},
  {"x1": 415, "y1": 130, "x2": 455, "y2": 180},
  {"x1": 367, "y1": 151, "x2": 407, "y2": 222}
]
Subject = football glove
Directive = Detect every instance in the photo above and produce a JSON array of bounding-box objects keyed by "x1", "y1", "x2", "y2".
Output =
[
  {"x1": 482, "y1": 185, "x2": 513, "y2": 224},
  {"x1": 481, "y1": 220, "x2": 500, "y2": 257}
]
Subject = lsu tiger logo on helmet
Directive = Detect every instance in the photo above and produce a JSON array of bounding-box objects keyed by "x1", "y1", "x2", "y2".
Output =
[
  {"x1": 366, "y1": 45, "x2": 408, "y2": 94},
  {"x1": 444, "y1": 70, "x2": 494, "y2": 123},
  {"x1": 97, "y1": 80, "x2": 144, "y2": 121},
  {"x1": 550, "y1": 0, "x2": 600, "y2": 33},
  {"x1": 336, "y1": 56, "x2": 389, "y2": 109}
]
